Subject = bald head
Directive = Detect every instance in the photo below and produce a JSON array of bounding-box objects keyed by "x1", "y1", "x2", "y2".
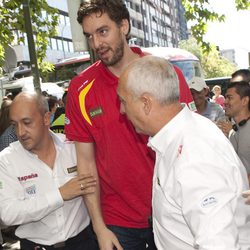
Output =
[{"x1": 12, "y1": 92, "x2": 49, "y2": 116}]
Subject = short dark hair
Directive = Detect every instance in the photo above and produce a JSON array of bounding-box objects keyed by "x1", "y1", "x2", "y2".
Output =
[
  {"x1": 231, "y1": 69, "x2": 250, "y2": 83},
  {"x1": 227, "y1": 81, "x2": 250, "y2": 110},
  {"x1": 47, "y1": 96, "x2": 58, "y2": 112},
  {"x1": 77, "y1": 0, "x2": 131, "y2": 40}
]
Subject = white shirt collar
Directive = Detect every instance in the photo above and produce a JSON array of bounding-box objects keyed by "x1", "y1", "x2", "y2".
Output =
[{"x1": 148, "y1": 104, "x2": 191, "y2": 154}]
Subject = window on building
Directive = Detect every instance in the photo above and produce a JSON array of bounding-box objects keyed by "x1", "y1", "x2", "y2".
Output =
[
  {"x1": 48, "y1": 39, "x2": 52, "y2": 49},
  {"x1": 152, "y1": 15, "x2": 158, "y2": 23},
  {"x1": 135, "y1": 4, "x2": 141, "y2": 13},
  {"x1": 63, "y1": 40, "x2": 69, "y2": 52},
  {"x1": 51, "y1": 38, "x2": 58, "y2": 50},
  {"x1": 69, "y1": 42, "x2": 74, "y2": 53},
  {"x1": 65, "y1": 16, "x2": 70, "y2": 25},
  {"x1": 57, "y1": 39, "x2": 63, "y2": 51},
  {"x1": 137, "y1": 21, "x2": 142, "y2": 30},
  {"x1": 59, "y1": 14, "x2": 66, "y2": 25}
]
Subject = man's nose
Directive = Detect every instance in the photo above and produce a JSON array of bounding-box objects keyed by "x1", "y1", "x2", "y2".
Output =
[
  {"x1": 91, "y1": 35, "x2": 102, "y2": 50},
  {"x1": 16, "y1": 124, "x2": 25, "y2": 137}
]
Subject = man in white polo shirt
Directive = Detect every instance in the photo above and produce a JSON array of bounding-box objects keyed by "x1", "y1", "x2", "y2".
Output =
[
  {"x1": 0, "y1": 92, "x2": 98, "y2": 250},
  {"x1": 117, "y1": 55, "x2": 250, "y2": 250}
]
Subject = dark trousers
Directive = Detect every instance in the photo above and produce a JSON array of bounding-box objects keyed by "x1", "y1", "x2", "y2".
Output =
[
  {"x1": 107, "y1": 225, "x2": 157, "y2": 250},
  {"x1": 20, "y1": 224, "x2": 99, "y2": 250}
]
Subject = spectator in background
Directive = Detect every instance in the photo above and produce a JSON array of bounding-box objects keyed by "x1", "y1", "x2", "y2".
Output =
[
  {"x1": 117, "y1": 55, "x2": 250, "y2": 250},
  {"x1": 0, "y1": 99, "x2": 18, "y2": 249},
  {"x1": 0, "y1": 99, "x2": 18, "y2": 152},
  {"x1": 189, "y1": 77, "x2": 225, "y2": 122},
  {"x1": 212, "y1": 85, "x2": 225, "y2": 109},
  {"x1": 18, "y1": 62, "x2": 24, "y2": 70},
  {"x1": 51, "y1": 91, "x2": 67, "y2": 134},
  {"x1": 231, "y1": 69, "x2": 250, "y2": 83},
  {"x1": 2, "y1": 92, "x2": 14, "y2": 101},
  {"x1": 47, "y1": 95, "x2": 58, "y2": 124},
  {"x1": 6, "y1": 93, "x2": 14, "y2": 100},
  {"x1": 216, "y1": 69, "x2": 250, "y2": 137},
  {"x1": 224, "y1": 81, "x2": 250, "y2": 183},
  {"x1": 230, "y1": 70, "x2": 250, "y2": 205}
]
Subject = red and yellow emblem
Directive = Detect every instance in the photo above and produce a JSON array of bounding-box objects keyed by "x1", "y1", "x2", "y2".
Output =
[{"x1": 79, "y1": 79, "x2": 95, "y2": 126}]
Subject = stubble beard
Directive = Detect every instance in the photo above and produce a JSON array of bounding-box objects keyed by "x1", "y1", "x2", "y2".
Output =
[{"x1": 100, "y1": 39, "x2": 125, "y2": 67}]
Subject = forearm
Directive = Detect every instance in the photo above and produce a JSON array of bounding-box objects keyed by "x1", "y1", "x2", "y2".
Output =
[
  {"x1": 80, "y1": 161, "x2": 106, "y2": 232},
  {"x1": 84, "y1": 180, "x2": 106, "y2": 233},
  {"x1": 75, "y1": 142, "x2": 123, "y2": 250}
]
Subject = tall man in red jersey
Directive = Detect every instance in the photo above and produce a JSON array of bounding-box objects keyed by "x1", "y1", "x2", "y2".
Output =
[{"x1": 65, "y1": 1, "x2": 195, "y2": 249}]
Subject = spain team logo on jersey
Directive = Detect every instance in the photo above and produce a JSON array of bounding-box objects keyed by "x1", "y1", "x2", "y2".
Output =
[{"x1": 78, "y1": 79, "x2": 95, "y2": 126}]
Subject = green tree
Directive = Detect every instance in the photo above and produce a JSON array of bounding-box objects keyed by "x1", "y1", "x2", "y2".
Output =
[
  {"x1": 182, "y1": 0, "x2": 250, "y2": 51},
  {"x1": 179, "y1": 38, "x2": 237, "y2": 78},
  {"x1": 0, "y1": 0, "x2": 249, "y2": 76},
  {"x1": 202, "y1": 47, "x2": 237, "y2": 78},
  {"x1": 178, "y1": 37, "x2": 202, "y2": 61},
  {"x1": 0, "y1": 0, "x2": 59, "y2": 74}
]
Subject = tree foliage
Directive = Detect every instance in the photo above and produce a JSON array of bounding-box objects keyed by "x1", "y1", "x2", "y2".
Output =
[
  {"x1": 182, "y1": 0, "x2": 250, "y2": 52},
  {"x1": 179, "y1": 38, "x2": 237, "y2": 78},
  {"x1": 0, "y1": 0, "x2": 249, "y2": 76},
  {"x1": 0, "y1": 0, "x2": 59, "y2": 73},
  {"x1": 201, "y1": 47, "x2": 237, "y2": 78}
]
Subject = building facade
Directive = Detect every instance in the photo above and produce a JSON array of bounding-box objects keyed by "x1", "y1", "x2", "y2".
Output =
[
  {"x1": 126, "y1": 0, "x2": 188, "y2": 47},
  {"x1": 12, "y1": 0, "x2": 188, "y2": 65}
]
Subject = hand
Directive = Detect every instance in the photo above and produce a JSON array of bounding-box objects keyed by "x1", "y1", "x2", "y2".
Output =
[
  {"x1": 216, "y1": 120, "x2": 232, "y2": 137},
  {"x1": 95, "y1": 226, "x2": 123, "y2": 250},
  {"x1": 242, "y1": 190, "x2": 250, "y2": 205},
  {"x1": 59, "y1": 174, "x2": 96, "y2": 201}
]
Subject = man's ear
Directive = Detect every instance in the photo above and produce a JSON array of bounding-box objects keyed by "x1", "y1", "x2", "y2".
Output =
[
  {"x1": 120, "y1": 19, "x2": 129, "y2": 36},
  {"x1": 242, "y1": 96, "x2": 250, "y2": 108},
  {"x1": 44, "y1": 112, "x2": 51, "y2": 126},
  {"x1": 140, "y1": 93, "x2": 152, "y2": 115}
]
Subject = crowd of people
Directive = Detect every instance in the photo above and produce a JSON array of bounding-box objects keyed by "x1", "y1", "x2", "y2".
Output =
[{"x1": 0, "y1": 1, "x2": 250, "y2": 250}]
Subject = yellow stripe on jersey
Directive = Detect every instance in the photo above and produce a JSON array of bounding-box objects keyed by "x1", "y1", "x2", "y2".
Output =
[{"x1": 79, "y1": 79, "x2": 94, "y2": 126}]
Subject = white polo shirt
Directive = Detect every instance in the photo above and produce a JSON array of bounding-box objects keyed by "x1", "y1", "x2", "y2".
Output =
[
  {"x1": 0, "y1": 132, "x2": 90, "y2": 245},
  {"x1": 148, "y1": 105, "x2": 250, "y2": 250}
]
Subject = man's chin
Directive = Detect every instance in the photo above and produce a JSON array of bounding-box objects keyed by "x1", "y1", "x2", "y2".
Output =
[
  {"x1": 135, "y1": 127, "x2": 144, "y2": 135},
  {"x1": 101, "y1": 58, "x2": 116, "y2": 67},
  {"x1": 20, "y1": 142, "x2": 33, "y2": 151}
]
